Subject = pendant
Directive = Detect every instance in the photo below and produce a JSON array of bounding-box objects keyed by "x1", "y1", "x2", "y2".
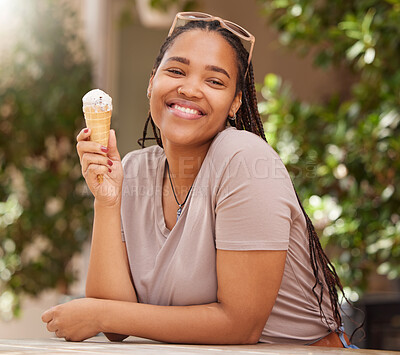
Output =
[{"x1": 176, "y1": 206, "x2": 182, "y2": 222}]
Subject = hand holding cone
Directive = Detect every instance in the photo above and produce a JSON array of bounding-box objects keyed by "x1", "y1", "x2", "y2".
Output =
[{"x1": 82, "y1": 89, "x2": 112, "y2": 184}]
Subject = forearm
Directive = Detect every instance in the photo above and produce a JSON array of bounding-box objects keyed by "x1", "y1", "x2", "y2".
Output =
[
  {"x1": 97, "y1": 300, "x2": 259, "y2": 345},
  {"x1": 86, "y1": 200, "x2": 137, "y2": 302}
]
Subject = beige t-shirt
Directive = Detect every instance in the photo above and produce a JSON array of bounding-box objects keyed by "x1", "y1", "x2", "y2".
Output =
[{"x1": 121, "y1": 127, "x2": 337, "y2": 344}]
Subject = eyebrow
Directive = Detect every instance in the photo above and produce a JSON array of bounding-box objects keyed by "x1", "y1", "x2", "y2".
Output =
[
  {"x1": 166, "y1": 56, "x2": 190, "y2": 65},
  {"x1": 165, "y1": 56, "x2": 231, "y2": 79},
  {"x1": 205, "y1": 65, "x2": 230, "y2": 79}
]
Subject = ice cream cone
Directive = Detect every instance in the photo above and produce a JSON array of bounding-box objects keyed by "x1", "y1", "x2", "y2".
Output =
[
  {"x1": 82, "y1": 89, "x2": 113, "y2": 184},
  {"x1": 83, "y1": 106, "x2": 112, "y2": 147}
]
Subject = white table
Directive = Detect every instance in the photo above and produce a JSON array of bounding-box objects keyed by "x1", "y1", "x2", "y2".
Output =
[{"x1": 0, "y1": 336, "x2": 398, "y2": 354}]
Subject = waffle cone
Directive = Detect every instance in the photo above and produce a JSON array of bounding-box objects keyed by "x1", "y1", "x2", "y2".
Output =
[
  {"x1": 83, "y1": 107, "x2": 112, "y2": 147},
  {"x1": 83, "y1": 106, "x2": 112, "y2": 184}
]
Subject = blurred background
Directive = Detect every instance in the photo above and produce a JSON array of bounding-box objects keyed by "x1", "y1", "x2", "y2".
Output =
[{"x1": 0, "y1": 0, "x2": 399, "y2": 350}]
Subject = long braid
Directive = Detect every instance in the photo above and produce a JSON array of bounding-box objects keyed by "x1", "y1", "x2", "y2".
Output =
[
  {"x1": 138, "y1": 19, "x2": 347, "y2": 332},
  {"x1": 246, "y1": 64, "x2": 266, "y2": 141},
  {"x1": 150, "y1": 114, "x2": 163, "y2": 147},
  {"x1": 137, "y1": 113, "x2": 151, "y2": 148}
]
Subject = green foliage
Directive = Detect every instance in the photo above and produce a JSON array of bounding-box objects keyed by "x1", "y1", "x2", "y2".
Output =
[
  {"x1": 0, "y1": 1, "x2": 93, "y2": 319},
  {"x1": 257, "y1": 0, "x2": 400, "y2": 294}
]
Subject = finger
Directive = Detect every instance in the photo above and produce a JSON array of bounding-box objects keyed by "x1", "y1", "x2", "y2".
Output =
[
  {"x1": 55, "y1": 329, "x2": 63, "y2": 338},
  {"x1": 81, "y1": 153, "x2": 110, "y2": 175},
  {"x1": 47, "y1": 320, "x2": 57, "y2": 332},
  {"x1": 86, "y1": 164, "x2": 110, "y2": 182},
  {"x1": 76, "y1": 141, "x2": 108, "y2": 161},
  {"x1": 41, "y1": 308, "x2": 53, "y2": 323},
  {"x1": 107, "y1": 129, "x2": 121, "y2": 161},
  {"x1": 76, "y1": 128, "x2": 91, "y2": 142}
]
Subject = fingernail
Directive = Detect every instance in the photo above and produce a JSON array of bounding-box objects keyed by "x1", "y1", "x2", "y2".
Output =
[
  {"x1": 84, "y1": 128, "x2": 89, "y2": 133},
  {"x1": 101, "y1": 146, "x2": 108, "y2": 152},
  {"x1": 108, "y1": 168, "x2": 112, "y2": 173},
  {"x1": 107, "y1": 159, "x2": 113, "y2": 166}
]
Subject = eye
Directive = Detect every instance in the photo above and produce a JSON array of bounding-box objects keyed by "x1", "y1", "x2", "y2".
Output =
[
  {"x1": 208, "y1": 78, "x2": 225, "y2": 87},
  {"x1": 166, "y1": 68, "x2": 184, "y2": 76}
]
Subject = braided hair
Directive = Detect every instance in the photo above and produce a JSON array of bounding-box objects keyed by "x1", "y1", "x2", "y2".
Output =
[{"x1": 138, "y1": 20, "x2": 346, "y2": 330}]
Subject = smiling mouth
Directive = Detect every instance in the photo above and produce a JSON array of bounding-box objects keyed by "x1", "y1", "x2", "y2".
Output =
[
  {"x1": 170, "y1": 104, "x2": 204, "y2": 116},
  {"x1": 169, "y1": 103, "x2": 205, "y2": 116}
]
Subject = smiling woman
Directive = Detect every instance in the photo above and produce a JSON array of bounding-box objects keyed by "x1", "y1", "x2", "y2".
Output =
[{"x1": 42, "y1": 12, "x2": 356, "y2": 348}]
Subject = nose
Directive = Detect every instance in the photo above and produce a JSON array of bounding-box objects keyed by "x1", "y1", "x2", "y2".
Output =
[{"x1": 177, "y1": 80, "x2": 203, "y2": 99}]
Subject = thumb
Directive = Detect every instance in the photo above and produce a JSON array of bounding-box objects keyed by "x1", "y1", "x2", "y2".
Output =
[
  {"x1": 107, "y1": 129, "x2": 121, "y2": 161},
  {"x1": 41, "y1": 308, "x2": 53, "y2": 323}
]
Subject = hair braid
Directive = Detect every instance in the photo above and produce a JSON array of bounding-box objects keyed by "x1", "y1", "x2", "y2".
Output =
[
  {"x1": 294, "y1": 189, "x2": 346, "y2": 328},
  {"x1": 138, "y1": 113, "x2": 151, "y2": 148},
  {"x1": 246, "y1": 64, "x2": 266, "y2": 141},
  {"x1": 138, "y1": 19, "x2": 349, "y2": 333}
]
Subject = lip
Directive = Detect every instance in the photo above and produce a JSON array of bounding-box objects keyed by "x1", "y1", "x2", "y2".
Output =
[{"x1": 166, "y1": 98, "x2": 206, "y2": 120}]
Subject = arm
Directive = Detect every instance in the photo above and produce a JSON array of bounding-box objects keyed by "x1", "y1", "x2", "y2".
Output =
[
  {"x1": 87, "y1": 202, "x2": 137, "y2": 342},
  {"x1": 79, "y1": 128, "x2": 137, "y2": 341},
  {"x1": 42, "y1": 249, "x2": 286, "y2": 344},
  {"x1": 86, "y1": 202, "x2": 136, "y2": 303},
  {"x1": 100, "y1": 249, "x2": 286, "y2": 344}
]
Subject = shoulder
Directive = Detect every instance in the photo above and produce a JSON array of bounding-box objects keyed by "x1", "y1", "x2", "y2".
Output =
[
  {"x1": 209, "y1": 127, "x2": 281, "y2": 164},
  {"x1": 207, "y1": 127, "x2": 293, "y2": 192}
]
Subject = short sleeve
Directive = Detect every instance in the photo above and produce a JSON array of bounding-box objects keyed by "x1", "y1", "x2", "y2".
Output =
[{"x1": 215, "y1": 139, "x2": 296, "y2": 251}]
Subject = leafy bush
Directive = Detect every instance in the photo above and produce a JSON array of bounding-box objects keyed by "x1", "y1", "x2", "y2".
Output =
[
  {"x1": 257, "y1": 0, "x2": 400, "y2": 295},
  {"x1": 0, "y1": 1, "x2": 93, "y2": 319}
]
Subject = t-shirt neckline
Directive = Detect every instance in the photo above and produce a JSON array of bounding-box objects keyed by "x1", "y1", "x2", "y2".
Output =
[
  {"x1": 155, "y1": 154, "x2": 199, "y2": 237},
  {"x1": 153, "y1": 128, "x2": 233, "y2": 238}
]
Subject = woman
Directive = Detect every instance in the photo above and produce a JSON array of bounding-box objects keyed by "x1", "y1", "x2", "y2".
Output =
[{"x1": 42, "y1": 12, "x2": 354, "y2": 347}]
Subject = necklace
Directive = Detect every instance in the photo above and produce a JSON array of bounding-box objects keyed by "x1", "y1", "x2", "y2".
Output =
[{"x1": 166, "y1": 160, "x2": 193, "y2": 222}]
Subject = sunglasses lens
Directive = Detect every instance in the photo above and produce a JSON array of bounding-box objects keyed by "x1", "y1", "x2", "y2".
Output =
[
  {"x1": 188, "y1": 15, "x2": 210, "y2": 20},
  {"x1": 224, "y1": 21, "x2": 251, "y2": 39},
  {"x1": 180, "y1": 12, "x2": 212, "y2": 20}
]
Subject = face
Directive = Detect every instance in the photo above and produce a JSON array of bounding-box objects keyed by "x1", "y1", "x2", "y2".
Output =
[{"x1": 148, "y1": 29, "x2": 242, "y2": 150}]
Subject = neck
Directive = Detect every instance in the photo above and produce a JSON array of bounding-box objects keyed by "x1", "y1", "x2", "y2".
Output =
[{"x1": 163, "y1": 141, "x2": 210, "y2": 190}]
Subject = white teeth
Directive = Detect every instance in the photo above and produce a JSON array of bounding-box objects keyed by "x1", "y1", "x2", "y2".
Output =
[{"x1": 173, "y1": 104, "x2": 201, "y2": 115}]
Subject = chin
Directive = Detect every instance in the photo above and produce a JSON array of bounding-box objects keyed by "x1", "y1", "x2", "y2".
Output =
[{"x1": 164, "y1": 131, "x2": 200, "y2": 147}]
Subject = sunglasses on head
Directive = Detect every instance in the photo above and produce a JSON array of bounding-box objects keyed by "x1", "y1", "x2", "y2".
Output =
[{"x1": 168, "y1": 12, "x2": 255, "y2": 77}]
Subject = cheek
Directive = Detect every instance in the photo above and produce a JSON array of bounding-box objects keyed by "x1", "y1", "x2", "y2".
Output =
[
  {"x1": 149, "y1": 84, "x2": 165, "y2": 121},
  {"x1": 208, "y1": 89, "x2": 236, "y2": 116}
]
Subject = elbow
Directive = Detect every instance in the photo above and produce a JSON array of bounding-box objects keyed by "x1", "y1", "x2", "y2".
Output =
[
  {"x1": 218, "y1": 307, "x2": 265, "y2": 344},
  {"x1": 230, "y1": 315, "x2": 265, "y2": 344},
  {"x1": 224, "y1": 321, "x2": 262, "y2": 345},
  {"x1": 228, "y1": 333, "x2": 260, "y2": 345},
  {"x1": 236, "y1": 328, "x2": 261, "y2": 345},
  {"x1": 246, "y1": 330, "x2": 262, "y2": 344}
]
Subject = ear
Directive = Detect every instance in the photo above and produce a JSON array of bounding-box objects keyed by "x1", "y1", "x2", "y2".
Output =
[
  {"x1": 229, "y1": 91, "x2": 243, "y2": 117},
  {"x1": 147, "y1": 72, "x2": 155, "y2": 98}
]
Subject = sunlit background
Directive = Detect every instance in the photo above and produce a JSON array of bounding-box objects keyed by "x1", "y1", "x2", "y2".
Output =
[{"x1": 0, "y1": 0, "x2": 399, "y2": 350}]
